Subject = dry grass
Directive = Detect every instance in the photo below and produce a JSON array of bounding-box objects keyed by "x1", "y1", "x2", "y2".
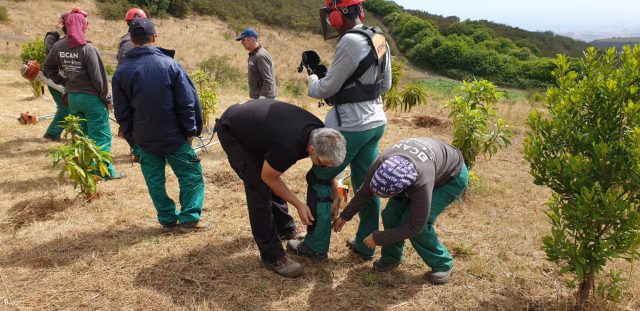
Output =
[{"x1": 0, "y1": 1, "x2": 639, "y2": 310}]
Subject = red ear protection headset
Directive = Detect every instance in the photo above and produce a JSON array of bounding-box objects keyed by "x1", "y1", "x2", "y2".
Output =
[{"x1": 327, "y1": 0, "x2": 365, "y2": 29}]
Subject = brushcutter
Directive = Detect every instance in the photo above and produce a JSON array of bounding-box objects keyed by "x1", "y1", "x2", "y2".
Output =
[
  {"x1": 20, "y1": 60, "x2": 65, "y2": 94},
  {"x1": 192, "y1": 118, "x2": 221, "y2": 154},
  {"x1": 17, "y1": 112, "x2": 55, "y2": 125}
]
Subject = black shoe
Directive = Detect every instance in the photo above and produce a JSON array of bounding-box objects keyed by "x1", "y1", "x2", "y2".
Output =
[
  {"x1": 373, "y1": 258, "x2": 400, "y2": 272},
  {"x1": 43, "y1": 133, "x2": 61, "y2": 142},
  {"x1": 278, "y1": 230, "x2": 306, "y2": 241},
  {"x1": 107, "y1": 172, "x2": 126, "y2": 180},
  {"x1": 263, "y1": 256, "x2": 304, "y2": 278},
  {"x1": 160, "y1": 221, "x2": 178, "y2": 232},
  {"x1": 346, "y1": 237, "x2": 373, "y2": 261},
  {"x1": 287, "y1": 240, "x2": 328, "y2": 261},
  {"x1": 178, "y1": 221, "x2": 212, "y2": 233}
]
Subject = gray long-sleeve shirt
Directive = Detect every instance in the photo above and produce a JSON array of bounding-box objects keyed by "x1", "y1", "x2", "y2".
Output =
[
  {"x1": 116, "y1": 33, "x2": 134, "y2": 67},
  {"x1": 248, "y1": 46, "x2": 276, "y2": 99},
  {"x1": 44, "y1": 38, "x2": 111, "y2": 103},
  {"x1": 340, "y1": 137, "x2": 465, "y2": 246},
  {"x1": 307, "y1": 24, "x2": 392, "y2": 132}
]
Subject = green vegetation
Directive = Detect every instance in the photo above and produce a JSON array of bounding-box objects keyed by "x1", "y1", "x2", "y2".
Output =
[
  {"x1": 524, "y1": 46, "x2": 640, "y2": 303},
  {"x1": 0, "y1": 5, "x2": 8, "y2": 23},
  {"x1": 284, "y1": 80, "x2": 305, "y2": 99},
  {"x1": 447, "y1": 79, "x2": 512, "y2": 170},
  {"x1": 20, "y1": 37, "x2": 46, "y2": 97},
  {"x1": 383, "y1": 57, "x2": 428, "y2": 112},
  {"x1": 190, "y1": 69, "x2": 218, "y2": 128},
  {"x1": 198, "y1": 54, "x2": 242, "y2": 85},
  {"x1": 365, "y1": 0, "x2": 579, "y2": 88},
  {"x1": 97, "y1": 0, "x2": 322, "y2": 32},
  {"x1": 49, "y1": 115, "x2": 113, "y2": 198}
]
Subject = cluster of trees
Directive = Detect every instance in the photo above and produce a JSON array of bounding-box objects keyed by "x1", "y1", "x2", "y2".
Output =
[
  {"x1": 96, "y1": 0, "x2": 322, "y2": 32},
  {"x1": 365, "y1": 0, "x2": 578, "y2": 88}
]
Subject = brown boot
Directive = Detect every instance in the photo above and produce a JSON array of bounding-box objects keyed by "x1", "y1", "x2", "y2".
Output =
[
  {"x1": 263, "y1": 256, "x2": 303, "y2": 278},
  {"x1": 178, "y1": 221, "x2": 212, "y2": 233}
]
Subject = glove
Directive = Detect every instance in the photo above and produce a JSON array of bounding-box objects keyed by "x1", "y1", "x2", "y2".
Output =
[{"x1": 307, "y1": 74, "x2": 318, "y2": 86}]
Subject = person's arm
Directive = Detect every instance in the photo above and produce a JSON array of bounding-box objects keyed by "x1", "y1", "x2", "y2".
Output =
[
  {"x1": 84, "y1": 44, "x2": 111, "y2": 104},
  {"x1": 381, "y1": 44, "x2": 392, "y2": 93},
  {"x1": 256, "y1": 54, "x2": 275, "y2": 98},
  {"x1": 112, "y1": 71, "x2": 134, "y2": 143},
  {"x1": 261, "y1": 160, "x2": 315, "y2": 225},
  {"x1": 333, "y1": 161, "x2": 379, "y2": 232},
  {"x1": 172, "y1": 65, "x2": 200, "y2": 138},
  {"x1": 307, "y1": 37, "x2": 359, "y2": 99},
  {"x1": 371, "y1": 184, "x2": 432, "y2": 247},
  {"x1": 43, "y1": 45, "x2": 66, "y2": 86}
]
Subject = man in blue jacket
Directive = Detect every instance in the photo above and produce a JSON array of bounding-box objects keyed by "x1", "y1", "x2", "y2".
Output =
[{"x1": 112, "y1": 18, "x2": 210, "y2": 233}]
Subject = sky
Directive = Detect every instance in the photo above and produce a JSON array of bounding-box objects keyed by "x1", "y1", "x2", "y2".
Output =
[{"x1": 392, "y1": 0, "x2": 640, "y2": 38}]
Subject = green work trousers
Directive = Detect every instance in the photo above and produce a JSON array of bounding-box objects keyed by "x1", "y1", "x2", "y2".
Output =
[
  {"x1": 136, "y1": 143, "x2": 204, "y2": 225},
  {"x1": 380, "y1": 164, "x2": 469, "y2": 272},
  {"x1": 45, "y1": 87, "x2": 70, "y2": 138},
  {"x1": 67, "y1": 92, "x2": 116, "y2": 177},
  {"x1": 304, "y1": 125, "x2": 385, "y2": 255}
]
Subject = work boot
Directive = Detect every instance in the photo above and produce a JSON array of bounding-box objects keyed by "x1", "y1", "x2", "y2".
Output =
[
  {"x1": 43, "y1": 133, "x2": 61, "y2": 142},
  {"x1": 346, "y1": 237, "x2": 373, "y2": 261},
  {"x1": 178, "y1": 221, "x2": 212, "y2": 233},
  {"x1": 287, "y1": 239, "x2": 328, "y2": 261},
  {"x1": 426, "y1": 266, "x2": 454, "y2": 285},
  {"x1": 160, "y1": 221, "x2": 178, "y2": 232},
  {"x1": 263, "y1": 256, "x2": 303, "y2": 278},
  {"x1": 372, "y1": 258, "x2": 400, "y2": 272},
  {"x1": 278, "y1": 230, "x2": 306, "y2": 241},
  {"x1": 107, "y1": 172, "x2": 127, "y2": 180}
]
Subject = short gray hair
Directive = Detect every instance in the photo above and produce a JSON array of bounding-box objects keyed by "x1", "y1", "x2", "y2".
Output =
[{"x1": 309, "y1": 128, "x2": 346, "y2": 167}]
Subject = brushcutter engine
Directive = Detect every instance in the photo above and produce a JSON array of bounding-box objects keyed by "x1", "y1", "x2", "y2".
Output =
[
  {"x1": 20, "y1": 60, "x2": 66, "y2": 94},
  {"x1": 297, "y1": 50, "x2": 327, "y2": 79}
]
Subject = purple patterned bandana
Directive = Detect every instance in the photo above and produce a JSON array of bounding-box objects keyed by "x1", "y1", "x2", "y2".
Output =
[{"x1": 370, "y1": 155, "x2": 418, "y2": 197}]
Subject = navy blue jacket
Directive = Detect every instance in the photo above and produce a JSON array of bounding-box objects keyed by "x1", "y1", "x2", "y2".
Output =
[{"x1": 112, "y1": 46, "x2": 203, "y2": 156}]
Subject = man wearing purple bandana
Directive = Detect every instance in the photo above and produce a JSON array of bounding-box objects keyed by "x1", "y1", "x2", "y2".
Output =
[{"x1": 333, "y1": 137, "x2": 469, "y2": 284}]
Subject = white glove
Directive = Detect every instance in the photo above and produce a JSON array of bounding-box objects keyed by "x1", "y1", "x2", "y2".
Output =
[{"x1": 307, "y1": 74, "x2": 319, "y2": 85}]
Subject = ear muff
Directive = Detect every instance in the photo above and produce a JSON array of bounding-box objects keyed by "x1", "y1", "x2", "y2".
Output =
[{"x1": 328, "y1": 9, "x2": 343, "y2": 29}]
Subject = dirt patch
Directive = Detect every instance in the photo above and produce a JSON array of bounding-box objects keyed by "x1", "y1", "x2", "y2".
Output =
[
  {"x1": 4, "y1": 195, "x2": 74, "y2": 231},
  {"x1": 412, "y1": 115, "x2": 451, "y2": 128},
  {"x1": 204, "y1": 169, "x2": 243, "y2": 191}
]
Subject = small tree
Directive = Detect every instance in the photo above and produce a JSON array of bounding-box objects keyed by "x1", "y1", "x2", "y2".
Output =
[
  {"x1": 383, "y1": 56, "x2": 428, "y2": 112},
  {"x1": 48, "y1": 115, "x2": 112, "y2": 198},
  {"x1": 523, "y1": 47, "x2": 640, "y2": 304},
  {"x1": 190, "y1": 69, "x2": 218, "y2": 128},
  {"x1": 20, "y1": 37, "x2": 46, "y2": 97},
  {"x1": 447, "y1": 79, "x2": 512, "y2": 170}
]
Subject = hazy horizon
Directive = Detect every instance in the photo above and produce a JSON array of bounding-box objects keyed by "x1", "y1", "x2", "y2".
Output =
[{"x1": 392, "y1": 0, "x2": 640, "y2": 40}]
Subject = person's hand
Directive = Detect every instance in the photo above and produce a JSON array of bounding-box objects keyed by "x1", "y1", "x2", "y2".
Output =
[
  {"x1": 106, "y1": 101, "x2": 113, "y2": 111},
  {"x1": 331, "y1": 198, "x2": 341, "y2": 219},
  {"x1": 333, "y1": 216, "x2": 347, "y2": 232},
  {"x1": 186, "y1": 136, "x2": 194, "y2": 142},
  {"x1": 306, "y1": 74, "x2": 318, "y2": 85},
  {"x1": 295, "y1": 203, "x2": 315, "y2": 226},
  {"x1": 363, "y1": 233, "x2": 376, "y2": 249}
]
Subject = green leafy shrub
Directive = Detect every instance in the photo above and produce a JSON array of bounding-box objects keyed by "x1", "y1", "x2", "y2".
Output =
[
  {"x1": 284, "y1": 80, "x2": 305, "y2": 99},
  {"x1": 198, "y1": 54, "x2": 242, "y2": 85},
  {"x1": 523, "y1": 47, "x2": 640, "y2": 303},
  {"x1": 447, "y1": 79, "x2": 512, "y2": 170},
  {"x1": 190, "y1": 69, "x2": 218, "y2": 128},
  {"x1": 0, "y1": 5, "x2": 9, "y2": 23},
  {"x1": 49, "y1": 115, "x2": 113, "y2": 198},
  {"x1": 168, "y1": 0, "x2": 189, "y2": 18},
  {"x1": 105, "y1": 64, "x2": 115, "y2": 77},
  {"x1": 96, "y1": 0, "x2": 132, "y2": 20},
  {"x1": 20, "y1": 37, "x2": 46, "y2": 97},
  {"x1": 383, "y1": 56, "x2": 428, "y2": 112}
]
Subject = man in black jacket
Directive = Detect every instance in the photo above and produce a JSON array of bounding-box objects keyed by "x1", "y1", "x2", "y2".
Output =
[{"x1": 112, "y1": 18, "x2": 209, "y2": 233}]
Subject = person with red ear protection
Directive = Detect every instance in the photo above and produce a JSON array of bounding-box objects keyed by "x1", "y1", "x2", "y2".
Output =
[
  {"x1": 115, "y1": 8, "x2": 147, "y2": 163},
  {"x1": 288, "y1": 0, "x2": 393, "y2": 263}
]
